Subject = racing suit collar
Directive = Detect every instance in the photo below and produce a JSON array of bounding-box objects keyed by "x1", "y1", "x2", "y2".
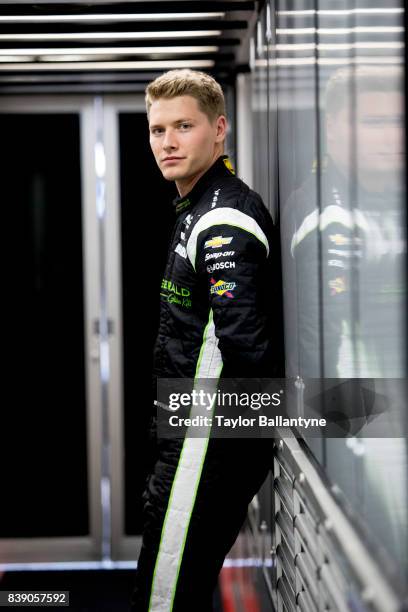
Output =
[{"x1": 172, "y1": 155, "x2": 235, "y2": 215}]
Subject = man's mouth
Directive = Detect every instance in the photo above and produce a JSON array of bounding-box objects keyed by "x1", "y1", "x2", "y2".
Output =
[{"x1": 162, "y1": 156, "x2": 184, "y2": 163}]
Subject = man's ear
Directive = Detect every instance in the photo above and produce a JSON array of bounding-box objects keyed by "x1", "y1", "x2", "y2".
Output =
[{"x1": 215, "y1": 115, "x2": 227, "y2": 142}]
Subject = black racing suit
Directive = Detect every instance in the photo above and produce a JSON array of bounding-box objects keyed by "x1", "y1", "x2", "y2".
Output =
[{"x1": 130, "y1": 155, "x2": 281, "y2": 611}]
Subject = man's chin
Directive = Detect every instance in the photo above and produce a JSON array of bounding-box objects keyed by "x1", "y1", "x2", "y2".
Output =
[{"x1": 161, "y1": 168, "x2": 186, "y2": 182}]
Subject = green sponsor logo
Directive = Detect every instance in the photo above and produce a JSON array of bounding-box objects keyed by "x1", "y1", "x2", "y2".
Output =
[
  {"x1": 161, "y1": 278, "x2": 192, "y2": 309},
  {"x1": 175, "y1": 198, "x2": 191, "y2": 213}
]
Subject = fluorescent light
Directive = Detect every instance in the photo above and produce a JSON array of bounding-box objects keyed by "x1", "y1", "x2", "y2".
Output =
[
  {"x1": 0, "y1": 31, "x2": 222, "y2": 42},
  {"x1": 0, "y1": 12, "x2": 226, "y2": 23},
  {"x1": 277, "y1": 8, "x2": 404, "y2": 16},
  {"x1": 39, "y1": 54, "x2": 114, "y2": 62},
  {"x1": 277, "y1": 27, "x2": 404, "y2": 35},
  {"x1": 0, "y1": 46, "x2": 219, "y2": 57},
  {"x1": 0, "y1": 59, "x2": 215, "y2": 71},
  {"x1": 0, "y1": 55, "x2": 33, "y2": 62}
]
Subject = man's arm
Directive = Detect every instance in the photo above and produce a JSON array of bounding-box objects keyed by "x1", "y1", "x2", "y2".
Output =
[{"x1": 188, "y1": 203, "x2": 280, "y2": 377}]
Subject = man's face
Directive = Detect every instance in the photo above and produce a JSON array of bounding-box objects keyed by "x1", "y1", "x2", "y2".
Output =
[{"x1": 148, "y1": 95, "x2": 225, "y2": 185}]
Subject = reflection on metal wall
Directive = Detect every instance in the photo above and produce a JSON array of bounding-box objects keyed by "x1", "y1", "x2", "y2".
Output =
[{"x1": 248, "y1": 0, "x2": 408, "y2": 599}]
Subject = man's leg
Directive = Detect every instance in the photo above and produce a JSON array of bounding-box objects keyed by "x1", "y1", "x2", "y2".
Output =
[{"x1": 130, "y1": 437, "x2": 272, "y2": 611}]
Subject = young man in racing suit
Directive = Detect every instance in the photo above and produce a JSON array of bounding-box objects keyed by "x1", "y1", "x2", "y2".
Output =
[{"x1": 130, "y1": 69, "x2": 281, "y2": 611}]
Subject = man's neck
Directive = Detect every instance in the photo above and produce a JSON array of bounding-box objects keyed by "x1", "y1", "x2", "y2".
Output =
[{"x1": 176, "y1": 150, "x2": 223, "y2": 198}]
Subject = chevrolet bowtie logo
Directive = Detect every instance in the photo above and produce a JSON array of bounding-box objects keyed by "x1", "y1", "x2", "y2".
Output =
[{"x1": 204, "y1": 236, "x2": 233, "y2": 249}]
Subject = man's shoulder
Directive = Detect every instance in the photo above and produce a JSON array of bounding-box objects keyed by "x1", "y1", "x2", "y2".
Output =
[
  {"x1": 196, "y1": 174, "x2": 270, "y2": 225},
  {"x1": 195, "y1": 174, "x2": 243, "y2": 209}
]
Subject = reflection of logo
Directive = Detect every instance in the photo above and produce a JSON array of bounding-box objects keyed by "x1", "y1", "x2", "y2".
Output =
[
  {"x1": 207, "y1": 261, "x2": 235, "y2": 273},
  {"x1": 205, "y1": 236, "x2": 233, "y2": 249},
  {"x1": 329, "y1": 276, "x2": 346, "y2": 295},
  {"x1": 210, "y1": 277, "x2": 236, "y2": 298},
  {"x1": 329, "y1": 234, "x2": 349, "y2": 246},
  {"x1": 328, "y1": 259, "x2": 346, "y2": 269},
  {"x1": 223, "y1": 157, "x2": 236, "y2": 175}
]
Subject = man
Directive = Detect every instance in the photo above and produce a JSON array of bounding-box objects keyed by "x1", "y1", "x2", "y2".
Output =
[{"x1": 130, "y1": 69, "x2": 280, "y2": 611}]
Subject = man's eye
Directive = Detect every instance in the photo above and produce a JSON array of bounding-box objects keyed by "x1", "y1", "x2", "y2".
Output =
[
  {"x1": 179, "y1": 123, "x2": 191, "y2": 130},
  {"x1": 151, "y1": 128, "x2": 164, "y2": 135}
]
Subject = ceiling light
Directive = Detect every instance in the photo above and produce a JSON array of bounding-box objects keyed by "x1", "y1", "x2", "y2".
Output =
[
  {"x1": 0, "y1": 59, "x2": 215, "y2": 71},
  {"x1": 0, "y1": 55, "x2": 33, "y2": 62},
  {"x1": 0, "y1": 46, "x2": 219, "y2": 57},
  {"x1": 0, "y1": 12, "x2": 226, "y2": 23},
  {"x1": 0, "y1": 31, "x2": 222, "y2": 42}
]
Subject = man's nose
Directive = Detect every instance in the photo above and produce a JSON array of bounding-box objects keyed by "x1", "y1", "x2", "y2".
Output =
[{"x1": 162, "y1": 128, "x2": 178, "y2": 151}]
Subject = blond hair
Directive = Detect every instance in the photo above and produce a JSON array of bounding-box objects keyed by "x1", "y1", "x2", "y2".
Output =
[{"x1": 145, "y1": 69, "x2": 226, "y2": 123}]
